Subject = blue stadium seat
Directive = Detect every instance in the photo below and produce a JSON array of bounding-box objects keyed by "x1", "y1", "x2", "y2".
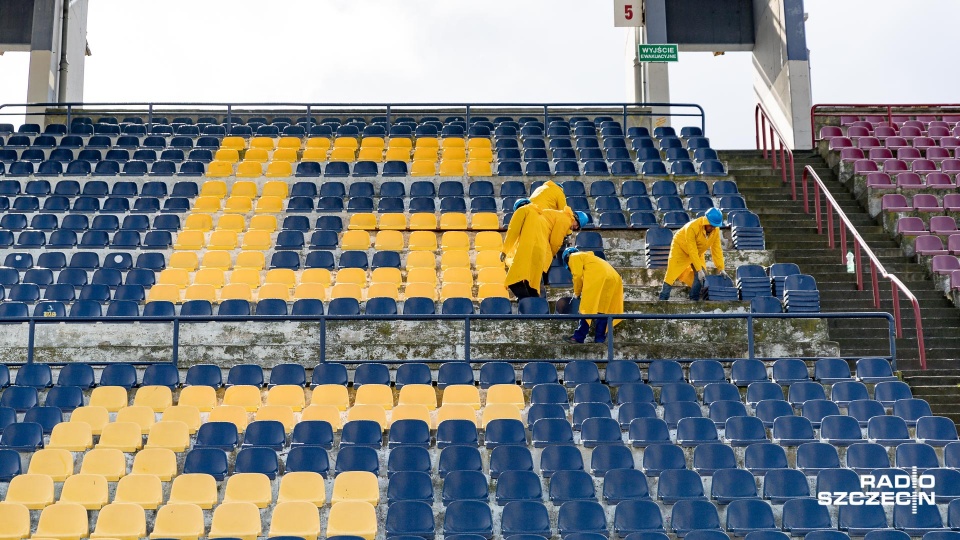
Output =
[
  {"x1": 801, "y1": 399, "x2": 841, "y2": 427},
  {"x1": 659, "y1": 382, "x2": 698, "y2": 404},
  {"x1": 385, "y1": 500, "x2": 435, "y2": 538},
  {"x1": 254, "y1": 299, "x2": 287, "y2": 317},
  {"x1": 772, "y1": 358, "x2": 809, "y2": 384},
  {"x1": 234, "y1": 446, "x2": 279, "y2": 479},
  {"x1": 572, "y1": 403, "x2": 612, "y2": 430},
  {"x1": 243, "y1": 420, "x2": 287, "y2": 450},
  {"x1": 557, "y1": 501, "x2": 608, "y2": 537},
  {"x1": 0, "y1": 448, "x2": 21, "y2": 481},
  {"x1": 761, "y1": 467, "x2": 811, "y2": 503},
  {"x1": 573, "y1": 383, "x2": 612, "y2": 407},
  {"x1": 772, "y1": 416, "x2": 815, "y2": 445},
  {"x1": 496, "y1": 469, "x2": 543, "y2": 505},
  {"x1": 709, "y1": 467, "x2": 758, "y2": 503},
  {"x1": 23, "y1": 406, "x2": 62, "y2": 434},
  {"x1": 437, "y1": 362, "x2": 473, "y2": 388},
  {"x1": 292, "y1": 299, "x2": 325, "y2": 316},
  {"x1": 602, "y1": 468, "x2": 650, "y2": 503},
  {"x1": 388, "y1": 419, "x2": 430, "y2": 448},
  {"x1": 671, "y1": 500, "x2": 722, "y2": 536},
  {"x1": 895, "y1": 442, "x2": 940, "y2": 469},
  {"x1": 387, "y1": 446, "x2": 431, "y2": 478},
  {"x1": 726, "y1": 499, "x2": 778, "y2": 536},
  {"x1": 341, "y1": 420, "x2": 383, "y2": 448},
  {"x1": 657, "y1": 468, "x2": 705, "y2": 502},
  {"x1": 540, "y1": 444, "x2": 584, "y2": 477},
  {"x1": 874, "y1": 381, "x2": 912, "y2": 406},
  {"x1": 830, "y1": 381, "x2": 870, "y2": 407},
  {"x1": 587, "y1": 444, "x2": 633, "y2": 477},
  {"x1": 393, "y1": 363, "x2": 431, "y2": 388},
  {"x1": 312, "y1": 363, "x2": 347, "y2": 386},
  {"x1": 181, "y1": 300, "x2": 213, "y2": 316},
  {"x1": 290, "y1": 420, "x2": 333, "y2": 449},
  {"x1": 662, "y1": 401, "x2": 703, "y2": 429},
  {"x1": 690, "y1": 442, "x2": 736, "y2": 476},
  {"x1": 641, "y1": 443, "x2": 686, "y2": 476},
  {"x1": 746, "y1": 382, "x2": 784, "y2": 406},
  {"x1": 753, "y1": 401, "x2": 792, "y2": 431},
  {"x1": 0, "y1": 422, "x2": 42, "y2": 451},
  {"x1": 580, "y1": 417, "x2": 622, "y2": 447},
  {"x1": 44, "y1": 385, "x2": 83, "y2": 411},
  {"x1": 845, "y1": 442, "x2": 891, "y2": 473},
  {"x1": 180, "y1": 448, "x2": 229, "y2": 480},
  {"x1": 917, "y1": 416, "x2": 960, "y2": 446},
  {"x1": 820, "y1": 414, "x2": 864, "y2": 446},
  {"x1": 867, "y1": 415, "x2": 912, "y2": 446},
  {"x1": 485, "y1": 418, "x2": 527, "y2": 448},
  {"x1": 442, "y1": 470, "x2": 488, "y2": 504},
  {"x1": 563, "y1": 361, "x2": 600, "y2": 387},
  {"x1": 676, "y1": 417, "x2": 718, "y2": 446},
  {"x1": 856, "y1": 357, "x2": 897, "y2": 383},
  {"x1": 444, "y1": 500, "x2": 493, "y2": 539},
  {"x1": 366, "y1": 297, "x2": 398, "y2": 315},
  {"x1": 141, "y1": 364, "x2": 179, "y2": 389},
  {"x1": 196, "y1": 422, "x2": 239, "y2": 450},
  {"x1": 285, "y1": 445, "x2": 330, "y2": 476},
  {"x1": 438, "y1": 445, "x2": 483, "y2": 478},
  {"x1": 521, "y1": 362, "x2": 558, "y2": 387},
  {"x1": 839, "y1": 504, "x2": 888, "y2": 536},
  {"x1": 227, "y1": 364, "x2": 265, "y2": 387},
  {"x1": 15, "y1": 364, "x2": 53, "y2": 388},
  {"x1": 354, "y1": 363, "x2": 390, "y2": 386},
  {"x1": 744, "y1": 442, "x2": 788, "y2": 474},
  {"x1": 487, "y1": 445, "x2": 533, "y2": 480},
  {"x1": 501, "y1": 501, "x2": 552, "y2": 538},
  {"x1": 703, "y1": 382, "x2": 740, "y2": 404},
  {"x1": 437, "y1": 420, "x2": 478, "y2": 448},
  {"x1": 893, "y1": 398, "x2": 933, "y2": 426}
]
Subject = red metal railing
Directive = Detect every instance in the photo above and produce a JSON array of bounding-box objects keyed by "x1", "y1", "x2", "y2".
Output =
[
  {"x1": 810, "y1": 103, "x2": 960, "y2": 146},
  {"x1": 802, "y1": 165, "x2": 927, "y2": 369},
  {"x1": 755, "y1": 103, "x2": 796, "y2": 200}
]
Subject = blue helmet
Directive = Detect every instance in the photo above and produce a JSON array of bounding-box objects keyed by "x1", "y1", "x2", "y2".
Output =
[
  {"x1": 705, "y1": 207, "x2": 724, "y2": 227},
  {"x1": 574, "y1": 211, "x2": 589, "y2": 228},
  {"x1": 513, "y1": 198, "x2": 532, "y2": 212},
  {"x1": 562, "y1": 246, "x2": 579, "y2": 269}
]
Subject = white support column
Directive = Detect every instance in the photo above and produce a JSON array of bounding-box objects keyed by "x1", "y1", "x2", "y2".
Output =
[
  {"x1": 627, "y1": 27, "x2": 672, "y2": 129},
  {"x1": 24, "y1": 0, "x2": 88, "y2": 124}
]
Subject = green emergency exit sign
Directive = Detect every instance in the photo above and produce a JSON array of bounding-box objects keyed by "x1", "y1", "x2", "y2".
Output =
[{"x1": 638, "y1": 44, "x2": 679, "y2": 62}]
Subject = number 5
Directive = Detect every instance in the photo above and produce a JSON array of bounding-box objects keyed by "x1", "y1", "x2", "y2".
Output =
[{"x1": 624, "y1": 4, "x2": 633, "y2": 19}]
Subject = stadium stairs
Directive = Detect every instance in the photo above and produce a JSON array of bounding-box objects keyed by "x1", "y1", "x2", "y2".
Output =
[{"x1": 721, "y1": 149, "x2": 960, "y2": 422}]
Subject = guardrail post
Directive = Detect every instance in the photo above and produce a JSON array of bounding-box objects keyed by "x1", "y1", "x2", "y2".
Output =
[
  {"x1": 465, "y1": 105, "x2": 471, "y2": 128},
  {"x1": 839, "y1": 220, "x2": 847, "y2": 262},
  {"x1": 769, "y1": 126, "x2": 776, "y2": 168},
  {"x1": 66, "y1": 105, "x2": 72, "y2": 135},
  {"x1": 760, "y1": 114, "x2": 768, "y2": 158},
  {"x1": 891, "y1": 282, "x2": 903, "y2": 338},
  {"x1": 888, "y1": 314, "x2": 898, "y2": 372},
  {"x1": 779, "y1": 142, "x2": 786, "y2": 184},
  {"x1": 827, "y1": 204, "x2": 835, "y2": 248},
  {"x1": 319, "y1": 317, "x2": 326, "y2": 363},
  {"x1": 854, "y1": 242, "x2": 863, "y2": 291},
  {"x1": 305, "y1": 105, "x2": 312, "y2": 131},
  {"x1": 607, "y1": 316, "x2": 615, "y2": 362},
  {"x1": 171, "y1": 319, "x2": 180, "y2": 366},
  {"x1": 147, "y1": 104, "x2": 153, "y2": 132},
  {"x1": 622, "y1": 105, "x2": 628, "y2": 135},
  {"x1": 385, "y1": 105, "x2": 391, "y2": 128},
  {"x1": 26, "y1": 319, "x2": 36, "y2": 364},
  {"x1": 788, "y1": 151, "x2": 796, "y2": 201},
  {"x1": 870, "y1": 262, "x2": 880, "y2": 308},
  {"x1": 746, "y1": 315, "x2": 755, "y2": 360},
  {"x1": 543, "y1": 105, "x2": 549, "y2": 132},
  {"x1": 464, "y1": 317, "x2": 471, "y2": 363},
  {"x1": 226, "y1": 105, "x2": 232, "y2": 128}
]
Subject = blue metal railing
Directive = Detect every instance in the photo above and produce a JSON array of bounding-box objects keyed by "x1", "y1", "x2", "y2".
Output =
[
  {"x1": 0, "y1": 101, "x2": 707, "y2": 135},
  {"x1": 6, "y1": 311, "x2": 897, "y2": 369}
]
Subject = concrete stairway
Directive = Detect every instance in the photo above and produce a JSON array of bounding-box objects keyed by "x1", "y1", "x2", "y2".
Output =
[{"x1": 723, "y1": 149, "x2": 960, "y2": 422}]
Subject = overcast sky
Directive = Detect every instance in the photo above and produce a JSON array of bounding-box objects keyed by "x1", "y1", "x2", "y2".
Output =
[{"x1": 0, "y1": 0, "x2": 957, "y2": 148}]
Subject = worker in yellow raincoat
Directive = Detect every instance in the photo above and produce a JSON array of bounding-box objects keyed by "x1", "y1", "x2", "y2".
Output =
[
  {"x1": 530, "y1": 180, "x2": 567, "y2": 211},
  {"x1": 501, "y1": 198, "x2": 551, "y2": 299},
  {"x1": 562, "y1": 247, "x2": 624, "y2": 344},
  {"x1": 542, "y1": 206, "x2": 590, "y2": 265},
  {"x1": 660, "y1": 207, "x2": 729, "y2": 301}
]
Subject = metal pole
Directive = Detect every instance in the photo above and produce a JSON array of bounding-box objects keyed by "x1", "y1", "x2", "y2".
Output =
[
  {"x1": 66, "y1": 105, "x2": 72, "y2": 135},
  {"x1": 319, "y1": 317, "x2": 327, "y2": 363},
  {"x1": 607, "y1": 316, "x2": 614, "y2": 362},
  {"x1": 464, "y1": 317, "x2": 471, "y2": 363},
  {"x1": 839, "y1": 221, "x2": 847, "y2": 262},
  {"x1": 543, "y1": 105, "x2": 549, "y2": 132},
  {"x1": 226, "y1": 105, "x2": 232, "y2": 129},
  {"x1": 870, "y1": 263, "x2": 880, "y2": 308},
  {"x1": 827, "y1": 206, "x2": 835, "y2": 248},
  {"x1": 171, "y1": 319, "x2": 180, "y2": 366},
  {"x1": 622, "y1": 105, "x2": 628, "y2": 135},
  {"x1": 386, "y1": 104, "x2": 391, "y2": 128},
  {"x1": 306, "y1": 105, "x2": 312, "y2": 132},
  {"x1": 746, "y1": 315, "x2": 755, "y2": 359},
  {"x1": 26, "y1": 319, "x2": 36, "y2": 364},
  {"x1": 465, "y1": 104, "x2": 471, "y2": 129},
  {"x1": 854, "y1": 242, "x2": 863, "y2": 291},
  {"x1": 147, "y1": 104, "x2": 153, "y2": 133},
  {"x1": 888, "y1": 315, "x2": 898, "y2": 372},
  {"x1": 891, "y1": 282, "x2": 903, "y2": 338}
]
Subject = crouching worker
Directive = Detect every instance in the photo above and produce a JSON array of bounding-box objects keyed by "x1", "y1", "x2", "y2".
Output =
[
  {"x1": 562, "y1": 247, "x2": 624, "y2": 344},
  {"x1": 659, "y1": 207, "x2": 727, "y2": 301},
  {"x1": 501, "y1": 198, "x2": 551, "y2": 299}
]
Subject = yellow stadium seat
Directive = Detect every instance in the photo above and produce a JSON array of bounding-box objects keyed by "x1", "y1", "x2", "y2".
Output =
[
  {"x1": 266, "y1": 161, "x2": 294, "y2": 179},
  {"x1": 471, "y1": 212, "x2": 501, "y2": 231},
  {"x1": 439, "y1": 159, "x2": 465, "y2": 176},
  {"x1": 440, "y1": 251, "x2": 471, "y2": 271},
  {"x1": 478, "y1": 283, "x2": 510, "y2": 299},
  {"x1": 374, "y1": 230, "x2": 404, "y2": 251},
  {"x1": 341, "y1": 230, "x2": 371, "y2": 250},
  {"x1": 167, "y1": 251, "x2": 200, "y2": 272},
  {"x1": 249, "y1": 137, "x2": 275, "y2": 151},
  {"x1": 223, "y1": 385, "x2": 262, "y2": 412},
  {"x1": 210, "y1": 502, "x2": 262, "y2": 540},
  {"x1": 255, "y1": 195, "x2": 284, "y2": 213},
  {"x1": 177, "y1": 385, "x2": 217, "y2": 412},
  {"x1": 183, "y1": 213, "x2": 213, "y2": 232},
  {"x1": 234, "y1": 251, "x2": 265, "y2": 270},
  {"x1": 336, "y1": 267, "x2": 367, "y2": 287},
  {"x1": 326, "y1": 501, "x2": 377, "y2": 540},
  {"x1": 442, "y1": 137, "x2": 465, "y2": 148},
  {"x1": 59, "y1": 474, "x2": 108, "y2": 510},
  {"x1": 377, "y1": 214, "x2": 407, "y2": 231},
  {"x1": 468, "y1": 146, "x2": 494, "y2": 161},
  {"x1": 405, "y1": 251, "x2": 436, "y2": 270},
  {"x1": 0, "y1": 502, "x2": 29, "y2": 540},
  {"x1": 240, "y1": 230, "x2": 271, "y2": 250},
  {"x1": 360, "y1": 136, "x2": 385, "y2": 149},
  {"x1": 249, "y1": 214, "x2": 278, "y2": 232},
  {"x1": 113, "y1": 474, "x2": 163, "y2": 509},
  {"x1": 5, "y1": 474, "x2": 53, "y2": 509},
  {"x1": 436, "y1": 404, "x2": 478, "y2": 426},
  {"x1": 468, "y1": 137, "x2": 492, "y2": 149},
  {"x1": 347, "y1": 213, "x2": 378, "y2": 231},
  {"x1": 347, "y1": 404, "x2": 388, "y2": 430},
  {"x1": 168, "y1": 473, "x2": 218, "y2": 509},
  {"x1": 311, "y1": 384, "x2": 349, "y2": 411},
  {"x1": 217, "y1": 213, "x2": 247, "y2": 230},
  {"x1": 416, "y1": 137, "x2": 439, "y2": 148},
  {"x1": 78, "y1": 448, "x2": 126, "y2": 481},
  {"x1": 441, "y1": 231, "x2": 470, "y2": 251},
  {"x1": 206, "y1": 161, "x2": 234, "y2": 178},
  {"x1": 90, "y1": 502, "x2": 146, "y2": 540},
  {"x1": 442, "y1": 147, "x2": 466, "y2": 161},
  {"x1": 357, "y1": 147, "x2": 383, "y2": 161},
  {"x1": 354, "y1": 384, "x2": 393, "y2": 409},
  {"x1": 329, "y1": 147, "x2": 356, "y2": 161},
  {"x1": 474, "y1": 231, "x2": 504, "y2": 251},
  {"x1": 47, "y1": 422, "x2": 92, "y2": 451},
  {"x1": 34, "y1": 502, "x2": 90, "y2": 540},
  {"x1": 486, "y1": 384, "x2": 525, "y2": 408},
  {"x1": 306, "y1": 137, "x2": 331, "y2": 149},
  {"x1": 150, "y1": 503, "x2": 205, "y2": 540},
  {"x1": 255, "y1": 405, "x2": 296, "y2": 432},
  {"x1": 371, "y1": 267, "x2": 402, "y2": 286},
  {"x1": 278, "y1": 136, "x2": 303, "y2": 150},
  {"x1": 26, "y1": 449, "x2": 73, "y2": 481},
  {"x1": 389, "y1": 405, "x2": 432, "y2": 426},
  {"x1": 223, "y1": 195, "x2": 253, "y2": 213},
  {"x1": 412, "y1": 147, "x2": 439, "y2": 161},
  {"x1": 269, "y1": 501, "x2": 321, "y2": 540},
  {"x1": 293, "y1": 283, "x2": 327, "y2": 301},
  {"x1": 201, "y1": 251, "x2": 232, "y2": 270},
  {"x1": 69, "y1": 406, "x2": 109, "y2": 435},
  {"x1": 133, "y1": 386, "x2": 173, "y2": 413},
  {"x1": 259, "y1": 283, "x2": 291, "y2": 301},
  {"x1": 406, "y1": 267, "x2": 438, "y2": 286},
  {"x1": 410, "y1": 160, "x2": 436, "y2": 176},
  {"x1": 220, "y1": 283, "x2": 254, "y2": 302},
  {"x1": 334, "y1": 136, "x2": 360, "y2": 149},
  {"x1": 397, "y1": 384, "x2": 438, "y2": 410},
  {"x1": 192, "y1": 196, "x2": 222, "y2": 214},
  {"x1": 89, "y1": 386, "x2": 129, "y2": 412},
  {"x1": 385, "y1": 147, "x2": 411, "y2": 162},
  {"x1": 300, "y1": 404, "x2": 342, "y2": 430},
  {"x1": 331, "y1": 471, "x2": 379, "y2": 505},
  {"x1": 481, "y1": 404, "x2": 522, "y2": 428},
  {"x1": 145, "y1": 421, "x2": 190, "y2": 452},
  {"x1": 300, "y1": 268, "x2": 332, "y2": 286},
  {"x1": 131, "y1": 447, "x2": 177, "y2": 481},
  {"x1": 444, "y1": 384, "x2": 482, "y2": 408},
  {"x1": 366, "y1": 282, "x2": 399, "y2": 301},
  {"x1": 408, "y1": 212, "x2": 438, "y2": 230},
  {"x1": 183, "y1": 284, "x2": 217, "y2": 303},
  {"x1": 201, "y1": 180, "x2": 229, "y2": 197},
  {"x1": 208, "y1": 405, "x2": 249, "y2": 433},
  {"x1": 192, "y1": 268, "x2": 226, "y2": 290},
  {"x1": 97, "y1": 422, "x2": 143, "y2": 452},
  {"x1": 331, "y1": 283, "x2": 363, "y2": 301},
  {"x1": 439, "y1": 213, "x2": 468, "y2": 231},
  {"x1": 262, "y1": 180, "x2": 289, "y2": 198},
  {"x1": 159, "y1": 406, "x2": 201, "y2": 434},
  {"x1": 301, "y1": 148, "x2": 327, "y2": 161},
  {"x1": 173, "y1": 230, "x2": 205, "y2": 250},
  {"x1": 389, "y1": 137, "x2": 413, "y2": 148},
  {"x1": 223, "y1": 473, "x2": 273, "y2": 509},
  {"x1": 440, "y1": 283, "x2": 473, "y2": 301},
  {"x1": 230, "y1": 181, "x2": 258, "y2": 197},
  {"x1": 221, "y1": 137, "x2": 246, "y2": 151},
  {"x1": 264, "y1": 268, "x2": 297, "y2": 287},
  {"x1": 442, "y1": 267, "x2": 473, "y2": 285},
  {"x1": 158, "y1": 268, "x2": 191, "y2": 288},
  {"x1": 243, "y1": 149, "x2": 269, "y2": 164},
  {"x1": 475, "y1": 250, "x2": 505, "y2": 270},
  {"x1": 467, "y1": 160, "x2": 493, "y2": 176},
  {"x1": 404, "y1": 282, "x2": 437, "y2": 301},
  {"x1": 115, "y1": 405, "x2": 156, "y2": 435},
  {"x1": 266, "y1": 385, "x2": 306, "y2": 412},
  {"x1": 408, "y1": 231, "x2": 438, "y2": 251},
  {"x1": 146, "y1": 283, "x2": 180, "y2": 303},
  {"x1": 477, "y1": 266, "x2": 507, "y2": 286}
]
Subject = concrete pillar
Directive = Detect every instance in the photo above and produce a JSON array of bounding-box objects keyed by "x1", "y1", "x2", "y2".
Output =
[
  {"x1": 24, "y1": 0, "x2": 88, "y2": 124},
  {"x1": 627, "y1": 27, "x2": 672, "y2": 129}
]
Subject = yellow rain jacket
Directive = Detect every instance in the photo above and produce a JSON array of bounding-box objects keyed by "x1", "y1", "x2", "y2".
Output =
[
  {"x1": 569, "y1": 251, "x2": 624, "y2": 326},
  {"x1": 530, "y1": 180, "x2": 567, "y2": 211},
  {"x1": 502, "y1": 203, "x2": 551, "y2": 293},
  {"x1": 542, "y1": 206, "x2": 578, "y2": 268},
  {"x1": 663, "y1": 215, "x2": 726, "y2": 287}
]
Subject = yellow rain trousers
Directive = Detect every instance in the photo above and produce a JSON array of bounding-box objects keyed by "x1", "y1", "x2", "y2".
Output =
[
  {"x1": 663, "y1": 215, "x2": 726, "y2": 287},
  {"x1": 502, "y1": 203, "x2": 551, "y2": 294}
]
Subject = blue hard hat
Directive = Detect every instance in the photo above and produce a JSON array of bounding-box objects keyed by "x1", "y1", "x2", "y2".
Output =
[
  {"x1": 513, "y1": 198, "x2": 532, "y2": 212},
  {"x1": 562, "y1": 247, "x2": 579, "y2": 269},
  {"x1": 574, "y1": 211, "x2": 589, "y2": 228},
  {"x1": 705, "y1": 207, "x2": 724, "y2": 227}
]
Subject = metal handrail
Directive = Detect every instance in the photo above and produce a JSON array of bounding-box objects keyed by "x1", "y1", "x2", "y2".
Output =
[
  {"x1": 802, "y1": 165, "x2": 926, "y2": 370},
  {"x1": 810, "y1": 103, "x2": 960, "y2": 145},
  {"x1": 755, "y1": 103, "x2": 796, "y2": 200}
]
